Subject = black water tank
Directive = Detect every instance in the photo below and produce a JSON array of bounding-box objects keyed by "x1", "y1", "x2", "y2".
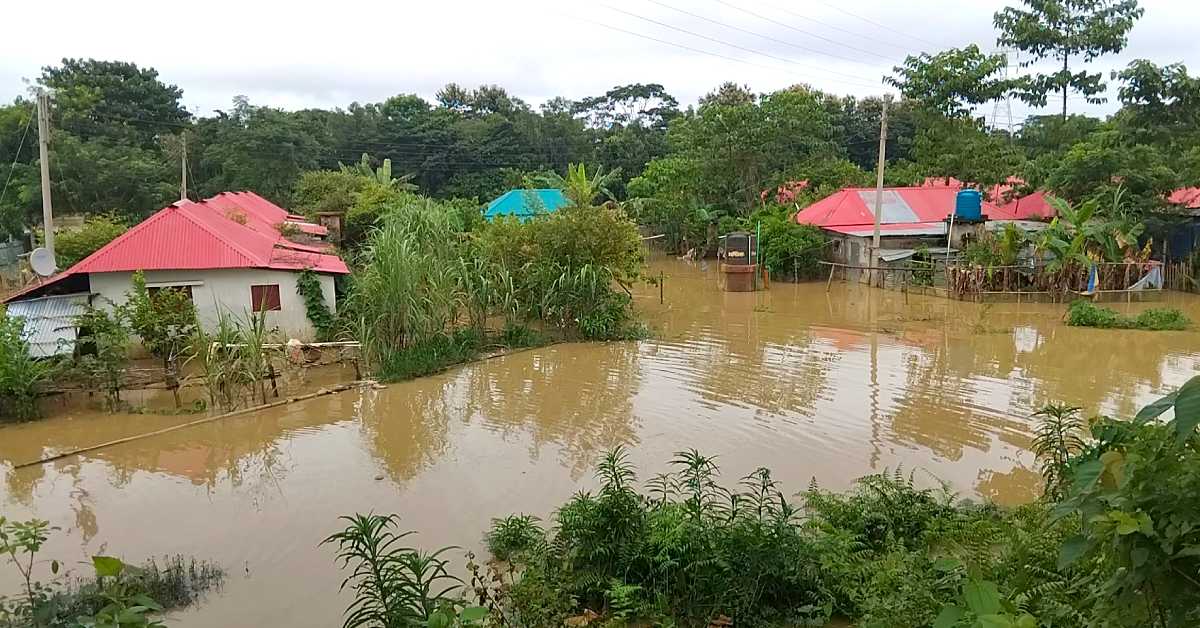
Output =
[{"x1": 725, "y1": 231, "x2": 757, "y2": 265}]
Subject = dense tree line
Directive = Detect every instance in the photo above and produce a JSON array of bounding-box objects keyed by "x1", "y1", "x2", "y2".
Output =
[{"x1": 1, "y1": 0, "x2": 1197, "y2": 247}]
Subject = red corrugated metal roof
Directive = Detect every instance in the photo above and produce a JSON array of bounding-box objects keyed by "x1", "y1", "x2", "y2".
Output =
[
  {"x1": 5, "y1": 193, "x2": 347, "y2": 303},
  {"x1": 76, "y1": 192, "x2": 347, "y2": 274},
  {"x1": 998, "y1": 191, "x2": 1057, "y2": 220},
  {"x1": 794, "y1": 187, "x2": 1016, "y2": 229},
  {"x1": 1168, "y1": 187, "x2": 1200, "y2": 209}
]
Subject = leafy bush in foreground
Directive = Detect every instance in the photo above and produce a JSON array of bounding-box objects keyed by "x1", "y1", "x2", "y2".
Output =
[
  {"x1": 1067, "y1": 300, "x2": 1190, "y2": 330},
  {"x1": 331, "y1": 375, "x2": 1200, "y2": 627}
]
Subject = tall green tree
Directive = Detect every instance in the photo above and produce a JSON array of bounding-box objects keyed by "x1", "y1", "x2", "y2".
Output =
[
  {"x1": 670, "y1": 86, "x2": 837, "y2": 210},
  {"x1": 887, "y1": 45, "x2": 1014, "y2": 117},
  {"x1": 572, "y1": 83, "x2": 679, "y2": 129},
  {"x1": 191, "y1": 97, "x2": 326, "y2": 204},
  {"x1": 39, "y1": 58, "x2": 190, "y2": 148},
  {"x1": 1112, "y1": 60, "x2": 1200, "y2": 153},
  {"x1": 888, "y1": 46, "x2": 1025, "y2": 188},
  {"x1": 994, "y1": 0, "x2": 1144, "y2": 118}
]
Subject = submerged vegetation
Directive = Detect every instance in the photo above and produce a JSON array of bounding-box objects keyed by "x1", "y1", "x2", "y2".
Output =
[
  {"x1": 0, "y1": 517, "x2": 223, "y2": 628},
  {"x1": 330, "y1": 376, "x2": 1200, "y2": 627},
  {"x1": 1066, "y1": 300, "x2": 1190, "y2": 330}
]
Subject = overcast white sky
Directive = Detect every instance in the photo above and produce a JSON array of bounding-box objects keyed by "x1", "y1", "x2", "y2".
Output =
[{"x1": 2, "y1": 0, "x2": 1197, "y2": 126}]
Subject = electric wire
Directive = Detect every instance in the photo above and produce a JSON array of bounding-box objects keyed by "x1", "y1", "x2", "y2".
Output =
[{"x1": 0, "y1": 104, "x2": 35, "y2": 208}]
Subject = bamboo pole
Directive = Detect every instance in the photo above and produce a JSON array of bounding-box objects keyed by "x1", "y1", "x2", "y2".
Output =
[{"x1": 15, "y1": 382, "x2": 365, "y2": 469}]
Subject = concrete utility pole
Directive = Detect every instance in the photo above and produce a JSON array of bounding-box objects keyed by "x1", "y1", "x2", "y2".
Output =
[
  {"x1": 180, "y1": 132, "x2": 188, "y2": 201},
  {"x1": 871, "y1": 95, "x2": 890, "y2": 251},
  {"x1": 36, "y1": 89, "x2": 54, "y2": 262}
]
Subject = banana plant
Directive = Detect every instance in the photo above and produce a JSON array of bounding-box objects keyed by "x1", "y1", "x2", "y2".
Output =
[
  {"x1": 534, "y1": 163, "x2": 623, "y2": 208},
  {"x1": 340, "y1": 153, "x2": 417, "y2": 191}
]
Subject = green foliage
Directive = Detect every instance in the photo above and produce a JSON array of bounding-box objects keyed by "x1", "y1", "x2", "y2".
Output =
[
  {"x1": 124, "y1": 271, "x2": 197, "y2": 365},
  {"x1": 752, "y1": 208, "x2": 828, "y2": 281},
  {"x1": 887, "y1": 45, "x2": 1014, "y2": 118},
  {"x1": 348, "y1": 197, "x2": 463, "y2": 364},
  {"x1": 318, "y1": 378, "x2": 1200, "y2": 627},
  {"x1": 1032, "y1": 404, "x2": 1087, "y2": 501},
  {"x1": 529, "y1": 163, "x2": 620, "y2": 208},
  {"x1": 1050, "y1": 375, "x2": 1200, "y2": 626},
  {"x1": 53, "y1": 213, "x2": 127, "y2": 269},
  {"x1": 1, "y1": 517, "x2": 221, "y2": 628},
  {"x1": 340, "y1": 153, "x2": 417, "y2": 192},
  {"x1": 0, "y1": 308, "x2": 54, "y2": 421},
  {"x1": 485, "y1": 515, "x2": 544, "y2": 563},
  {"x1": 375, "y1": 329, "x2": 483, "y2": 382},
  {"x1": 49, "y1": 134, "x2": 178, "y2": 220},
  {"x1": 1066, "y1": 300, "x2": 1190, "y2": 330},
  {"x1": 189, "y1": 309, "x2": 282, "y2": 410},
  {"x1": 648, "y1": 87, "x2": 838, "y2": 213},
  {"x1": 1045, "y1": 129, "x2": 1180, "y2": 211},
  {"x1": 296, "y1": 269, "x2": 336, "y2": 341},
  {"x1": 293, "y1": 169, "x2": 366, "y2": 215},
  {"x1": 323, "y1": 514, "x2": 462, "y2": 628},
  {"x1": 73, "y1": 304, "x2": 131, "y2": 410},
  {"x1": 476, "y1": 205, "x2": 644, "y2": 340},
  {"x1": 994, "y1": 0, "x2": 1145, "y2": 117},
  {"x1": 191, "y1": 97, "x2": 324, "y2": 205},
  {"x1": 39, "y1": 59, "x2": 189, "y2": 148},
  {"x1": 0, "y1": 516, "x2": 52, "y2": 627}
]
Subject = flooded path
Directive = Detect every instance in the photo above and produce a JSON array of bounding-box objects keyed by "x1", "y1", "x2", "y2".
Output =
[{"x1": 3, "y1": 257, "x2": 1199, "y2": 626}]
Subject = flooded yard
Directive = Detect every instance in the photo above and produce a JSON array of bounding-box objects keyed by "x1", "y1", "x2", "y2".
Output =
[{"x1": 3, "y1": 257, "x2": 1199, "y2": 627}]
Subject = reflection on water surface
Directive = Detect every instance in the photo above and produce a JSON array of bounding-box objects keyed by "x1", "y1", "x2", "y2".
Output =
[{"x1": 3, "y1": 257, "x2": 1198, "y2": 627}]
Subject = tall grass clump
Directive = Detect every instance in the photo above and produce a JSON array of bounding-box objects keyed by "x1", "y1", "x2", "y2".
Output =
[
  {"x1": 345, "y1": 194, "x2": 646, "y2": 381},
  {"x1": 347, "y1": 198, "x2": 466, "y2": 380},
  {"x1": 189, "y1": 309, "x2": 282, "y2": 411},
  {"x1": 1067, "y1": 300, "x2": 1190, "y2": 330}
]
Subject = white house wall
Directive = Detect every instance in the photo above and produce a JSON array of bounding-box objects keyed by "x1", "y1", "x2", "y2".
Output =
[{"x1": 88, "y1": 268, "x2": 336, "y2": 340}]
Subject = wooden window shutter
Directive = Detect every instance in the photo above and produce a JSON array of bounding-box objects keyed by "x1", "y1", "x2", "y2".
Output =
[{"x1": 250, "y1": 284, "x2": 281, "y2": 312}]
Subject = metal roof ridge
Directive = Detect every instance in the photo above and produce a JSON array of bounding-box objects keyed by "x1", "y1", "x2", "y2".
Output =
[
  {"x1": 68, "y1": 203, "x2": 183, "y2": 273},
  {"x1": 178, "y1": 201, "x2": 272, "y2": 268}
]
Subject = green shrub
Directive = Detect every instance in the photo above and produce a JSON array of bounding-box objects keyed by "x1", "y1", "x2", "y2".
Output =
[
  {"x1": 292, "y1": 169, "x2": 364, "y2": 216},
  {"x1": 750, "y1": 206, "x2": 828, "y2": 281},
  {"x1": 477, "y1": 205, "x2": 645, "y2": 340},
  {"x1": 53, "y1": 213, "x2": 126, "y2": 269},
  {"x1": 125, "y1": 271, "x2": 197, "y2": 366},
  {"x1": 499, "y1": 324, "x2": 544, "y2": 349},
  {"x1": 328, "y1": 377, "x2": 1200, "y2": 627},
  {"x1": 1067, "y1": 300, "x2": 1190, "y2": 330},
  {"x1": 0, "y1": 308, "x2": 53, "y2": 421},
  {"x1": 485, "y1": 515, "x2": 544, "y2": 563},
  {"x1": 1133, "y1": 307, "x2": 1190, "y2": 330},
  {"x1": 0, "y1": 517, "x2": 222, "y2": 628}
]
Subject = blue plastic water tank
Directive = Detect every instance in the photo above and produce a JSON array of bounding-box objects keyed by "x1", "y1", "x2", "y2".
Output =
[{"x1": 955, "y1": 189, "x2": 983, "y2": 221}]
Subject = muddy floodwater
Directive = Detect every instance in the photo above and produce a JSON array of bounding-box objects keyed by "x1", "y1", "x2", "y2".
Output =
[{"x1": 3, "y1": 257, "x2": 1199, "y2": 626}]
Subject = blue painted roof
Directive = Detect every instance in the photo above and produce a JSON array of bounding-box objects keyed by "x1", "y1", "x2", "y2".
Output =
[{"x1": 485, "y1": 189, "x2": 571, "y2": 221}]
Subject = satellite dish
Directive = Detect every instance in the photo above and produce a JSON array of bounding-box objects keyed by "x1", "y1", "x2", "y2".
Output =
[{"x1": 30, "y1": 247, "x2": 57, "y2": 277}]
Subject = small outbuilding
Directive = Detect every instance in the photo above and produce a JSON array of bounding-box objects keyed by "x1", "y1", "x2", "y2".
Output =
[{"x1": 485, "y1": 189, "x2": 571, "y2": 222}]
